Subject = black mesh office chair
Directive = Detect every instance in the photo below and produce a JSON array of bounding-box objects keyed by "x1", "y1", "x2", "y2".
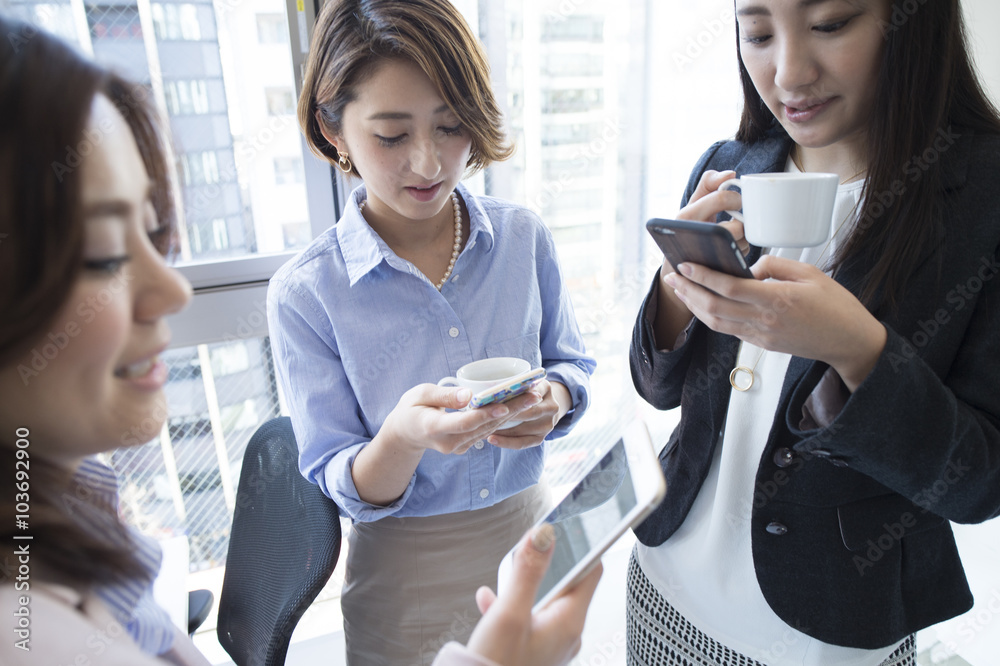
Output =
[{"x1": 217, "y1": 416, "x2": 342, "y2": 666}]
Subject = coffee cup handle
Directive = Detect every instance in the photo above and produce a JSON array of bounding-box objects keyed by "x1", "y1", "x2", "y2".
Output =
[
  {"x1": 437, "y1": 377, "x2": 460, "y2": 387},
  {"x1": 718, "y1": 178, "x2": 745, "y2": 223}
]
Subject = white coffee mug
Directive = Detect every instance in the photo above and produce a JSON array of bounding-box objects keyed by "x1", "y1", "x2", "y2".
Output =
[
  {"x1": 438, "y1": 357, "x2": 532, "y2": 428},
  {"x1": 719, "y1": 172, "x2": 839, "y2": 248}
]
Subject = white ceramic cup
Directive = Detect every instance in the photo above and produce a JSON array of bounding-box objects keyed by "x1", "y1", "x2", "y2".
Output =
[
  {"x1": 719, "y1": 172, "x2": 839, "y2": 248},
  {"x1": 438, "y1": 357, "x2": 532, "y2": 429}
]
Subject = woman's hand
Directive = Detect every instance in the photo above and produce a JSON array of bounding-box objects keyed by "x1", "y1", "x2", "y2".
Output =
[
  {"x1": 652, "y1": 169, "x2": 745, "y2": 349},
  {"x1": 352, "y1": 384, "x2": 542, "y2": 506},
  {"x1": 664, "y1": 254, "x2": 887, "y2": 392},
  {"x1": 461, "y1": 524, "x2": 602, "y2": 666},
  {"x1": 676, "y1": 169, "x2": 747, "y2": 254},
  {"x1": 487, "y1": 380, "x2": 571, "y2": 449},
  {"x1": 380, "y1": 383, "x2": 543, "y2": 456}
]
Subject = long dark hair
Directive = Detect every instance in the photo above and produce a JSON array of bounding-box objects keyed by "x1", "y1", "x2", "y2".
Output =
[
  {"x1": 735, "y1": 0, "x2": 1000, "y2": 309},
  {"x1": 0, "y1": 17, "x2": 177, "y2": 586}
]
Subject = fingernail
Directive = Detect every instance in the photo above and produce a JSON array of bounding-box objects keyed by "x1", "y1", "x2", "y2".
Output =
[
  {"x1": 678, "y1": 263, "x2": 693, "y2": 276},
  {"x1": 491, "y1": 405, "x2": 509, "y2": 418},
  {"x1": 531, "y1": 523, "x2": 556, "y2": 552},
  {"x1": 664, "y1": 272, "x2": 677, "y2": 288},
  {"x1": 456, "y1": 388, "x2": 471, "y2": 403}
]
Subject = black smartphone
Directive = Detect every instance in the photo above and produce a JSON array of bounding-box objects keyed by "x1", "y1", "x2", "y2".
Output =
[{"x1": 645, "y1": 218, "x2": 754, "y2": 279}]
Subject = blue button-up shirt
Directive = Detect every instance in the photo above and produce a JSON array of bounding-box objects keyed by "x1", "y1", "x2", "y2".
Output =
[{"x1": 268, "y1": 183, "x2": 595, "y2": 522}]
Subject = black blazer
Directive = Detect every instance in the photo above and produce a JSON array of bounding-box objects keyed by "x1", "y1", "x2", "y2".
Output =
[{"x1": 630, "y1": 126, "x2": 1000, "y2": 649}]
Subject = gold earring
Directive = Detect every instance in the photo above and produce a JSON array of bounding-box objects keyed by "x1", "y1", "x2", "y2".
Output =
[{"x1": 336, "y1": 152, "x2": 353, "y2": 174}]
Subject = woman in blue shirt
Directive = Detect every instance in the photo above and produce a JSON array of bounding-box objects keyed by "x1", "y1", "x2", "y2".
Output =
[{"x1": 267, "y1": 1, "x2": 595, "y2": 663}]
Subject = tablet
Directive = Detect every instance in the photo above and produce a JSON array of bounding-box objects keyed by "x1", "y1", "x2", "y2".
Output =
[{"x1": 497, "y1": 420, "x2": 666, "y2": 612}]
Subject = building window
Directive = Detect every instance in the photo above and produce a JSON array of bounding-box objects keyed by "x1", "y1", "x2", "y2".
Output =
[
  {"x1": 541, "y1": 88, "x2": 604, "y2": 113},
  {"x1": 542, "y1": 52, "x2": 603, "y2": 77},
  {"x1": 541, "y1": 15, "x2": 603, "y2": 42},
  {"x1": 151, "y1": 3, "x2": 201, "y2": 41},
  {"x1": 256, "y1": 13, "x2": 286, "y2": 44},
  {"x1": 180, "y1": 151, "x2": 221, "y2": 186},
  {"x1": 87, "y1": 5, "x2": 143, "y2": 40},
  {"x1": 265, "y1": 87, "x2": 295, "y2": 116},
  {"x1": 212, "y1": 218, "x2": 230, "y2": 251},
  {"x1": 273, "y1": 156, "x2": 304, "y2": 185},
  {"x1": 165, "y1": 80, "x2": 210, "y2": 115}
]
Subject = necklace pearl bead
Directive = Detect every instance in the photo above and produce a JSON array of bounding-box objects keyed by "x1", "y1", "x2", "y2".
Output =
[{"x1": 359, "y1": 191, "x2": 463, "y2": 291}]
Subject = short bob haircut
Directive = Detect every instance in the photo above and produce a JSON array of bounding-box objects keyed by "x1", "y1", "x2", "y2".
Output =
[{"x1": 299, "y1": 0, "x2": 513, "y2": 176}]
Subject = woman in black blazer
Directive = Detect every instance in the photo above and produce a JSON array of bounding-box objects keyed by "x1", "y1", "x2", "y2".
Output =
[{"x1": 628, "y1": 1, "x2": 1000, "y2": 664}]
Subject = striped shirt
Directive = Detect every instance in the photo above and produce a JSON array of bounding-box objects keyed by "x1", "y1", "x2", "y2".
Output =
[{"x1": 73, "y1": 457, "x2": 175, "y2": 656}]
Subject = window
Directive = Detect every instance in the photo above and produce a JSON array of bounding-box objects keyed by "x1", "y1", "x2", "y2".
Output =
[
  {"x1": 164, "y1": 79, "x2": 210, "y2": 115},
  {"x1": 256, "y1": 12, "x2": 286, "y2": 44},
  {"x1": 151, "y1": 3, "x2": 202, "y2": 41},
  {"x1": 180, "y1": 151, "x2": 221, "y2": 186},
  {"x1": 265, "y1": 87, "x2": 296, "y2": 116},
  {"x1": 17, "y1": 0, "x2": 1000, "y2": 662},
  {"x1": 541, "y1": 14, "x2": 603, "y2": 42},
  {"x1": 542, "y1": 52, "x2": 603, "y2": 77},
  {"x1": 87, "y1": 5, "x2": 143, "y2": 40},
  {"x1": 273, "y1": 156, "x2": 304, "y2": 185},
  {"x1": 541, "y1": 87, "x2": 603, "y2": 113}
]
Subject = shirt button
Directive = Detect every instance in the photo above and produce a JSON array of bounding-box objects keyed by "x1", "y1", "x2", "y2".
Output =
[
  {"x1": 479, "y1": 488, "x2": 490, "y2": 499},
  {"x1": 765, "y1": 521, "x2": 788, "y2": 536},
  {"x1": 773, "y1": 448, "x2": 795, "y2": 468},
  {"x1": 449, "y1": 327, "x2": 460, "y2": 338},
  {"x1": 474, "y1": 441, "x2": 484, "y2": 449}
]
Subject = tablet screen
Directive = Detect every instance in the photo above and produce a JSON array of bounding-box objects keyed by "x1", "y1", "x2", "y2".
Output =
[{"x1": 535, "y1": 438, "x2": 635, "y2": 603}]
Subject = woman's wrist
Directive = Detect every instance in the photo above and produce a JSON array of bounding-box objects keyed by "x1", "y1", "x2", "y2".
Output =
[{"x1": 831, "y1": 320, "x2": 887, "y2": 393}]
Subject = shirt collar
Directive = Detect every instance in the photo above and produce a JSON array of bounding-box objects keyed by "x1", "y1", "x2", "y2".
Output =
[{"x1": 337, "y1": 182, "x2": 495, "y2": 287}]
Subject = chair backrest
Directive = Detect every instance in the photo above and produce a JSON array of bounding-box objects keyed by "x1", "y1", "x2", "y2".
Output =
[{"x1": 217, "y1": 416, "x2": 342, "y2": 666}]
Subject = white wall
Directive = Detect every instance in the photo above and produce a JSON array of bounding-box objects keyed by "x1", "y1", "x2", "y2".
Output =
[{"x1": 965, "y1": 0, "x2": 1000, "y2": 106}]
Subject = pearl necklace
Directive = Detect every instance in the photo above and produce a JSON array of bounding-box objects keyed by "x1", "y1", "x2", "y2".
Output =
[{"x1": 359, "y1": 191, "x2": 463, "y2": 290}]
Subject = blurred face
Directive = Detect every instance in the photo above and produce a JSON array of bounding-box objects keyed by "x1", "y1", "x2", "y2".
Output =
[
  {"x1": 323, "y1": 58, "x2": 473, "y2": 227},
  {"x1": 0, "y1": 95, "x2": 191, "y2": 465},
  {"x1": 736, "y1": 0, "x2": 890, "y2": 159}
]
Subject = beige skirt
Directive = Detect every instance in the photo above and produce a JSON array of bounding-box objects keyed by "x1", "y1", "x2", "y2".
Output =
[{"x1": 341, "y1": 484, "x2": 546, "y2": 666}]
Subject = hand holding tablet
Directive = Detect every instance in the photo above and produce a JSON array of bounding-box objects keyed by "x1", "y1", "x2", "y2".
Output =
[{"x1": 497, "y1": 420, "x2": 666, "y2": 612}]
